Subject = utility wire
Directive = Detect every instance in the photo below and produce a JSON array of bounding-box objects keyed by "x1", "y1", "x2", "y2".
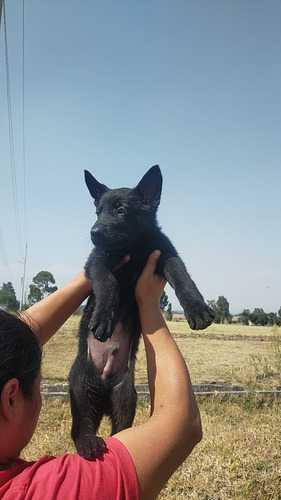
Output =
[
  {"x1": 0, "y1": 0, "x2": 3, "y2": 27},
  {"x1": 0, "y1": 227, "x2": 14, "y2": 280},
  {"x1": 1, "y1": 2, "x2": 28, "y2": 300},
  {"x1": 3, "y1": 1, "x2": 22, "y2": 251},
  {"x1": 20, "y1": 0, "x2": 28, "y2": 308},
  {"x1": 22, "y1": 0, "x2": 27, "y2": 241}
]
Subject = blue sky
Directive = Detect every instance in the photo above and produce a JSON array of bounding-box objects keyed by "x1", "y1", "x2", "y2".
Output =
[{"x1": 0, "y1": 0, "x2": 280, "y2": 314}]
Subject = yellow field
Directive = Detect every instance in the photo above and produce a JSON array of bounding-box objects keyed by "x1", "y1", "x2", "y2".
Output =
[
  {"x1": 22, "y1": 316, "x2": 281, "y2": 499},
  {"x1": 41, "y1": 316, "x2": 280, "y2": 389},
  {"x1": 22, "y1": 397, "x2": 281, "y2": 499}
]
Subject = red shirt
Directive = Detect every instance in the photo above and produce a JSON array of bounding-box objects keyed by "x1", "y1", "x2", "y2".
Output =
[{"x1": 0, "y1": 437, "x2": 138, "y2": 499}]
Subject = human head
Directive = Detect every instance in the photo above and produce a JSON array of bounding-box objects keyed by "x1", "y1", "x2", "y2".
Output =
[{"x1": 0, "y1": 310, "x2": 42, "y2": 399}]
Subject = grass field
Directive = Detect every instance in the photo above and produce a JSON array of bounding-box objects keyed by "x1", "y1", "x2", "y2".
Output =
[
  {"x1": 41, "y1": 316, "x2": 281, "y2": 389},
  {"x1": 22, "y1": 316, "x2": 281, "y2": 498}
]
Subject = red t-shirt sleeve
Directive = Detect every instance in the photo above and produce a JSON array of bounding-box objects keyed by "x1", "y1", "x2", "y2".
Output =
[{"x1": 0, "y1": 437, "x2": 139, "y2": 500}]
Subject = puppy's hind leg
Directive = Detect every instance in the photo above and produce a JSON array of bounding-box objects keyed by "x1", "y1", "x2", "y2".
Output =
[
  {"x1": 69, "y1": 358, "x2": 107, "y2": 460},
  {"x1": 109, "y1": 367, "x2": 137, "y2": 435}
]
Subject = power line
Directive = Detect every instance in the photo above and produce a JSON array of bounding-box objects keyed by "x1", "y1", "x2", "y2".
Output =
[
  {"x1": 0, "y1": 0, "x2": 3, "y2": 27},
  {"x1": 1, "y1": 1, "x2": 28, "y2": 300},
  {"x1": 20, "y1": 0, "x2": 28, "y2": 308},
  {"x1": 22, "y1": 0, "x2": 27, "y2": 241},
  {"x1": 3, "y1": 0, "x2": 22, "y2": 251},
  {"x1": 19, "y1": 243, "x2": 27, "y2": 310},
  {"x1": 0, "y1": 227, "x2": 14, "y2": 281}
]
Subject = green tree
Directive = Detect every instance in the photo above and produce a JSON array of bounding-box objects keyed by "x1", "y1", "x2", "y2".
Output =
[
  {"x1": 159, "y1": 290, "x2": 173, "y2": 320},
  {"x1": 0, "y1": 282, "x2": 19, "y2": 309},
  {"x1": 268, "y1": 312, "x2": 278, "y2": 326},
  {"x1": 208, "y1": 296, "x2": 232, "y2": 324},
  {"x1": 28, "y1": 271, "x2": 57, "y2": 304},
  {"x1": 28, "y1": 284, "x2": 43, "y2": 304},
  {"x1": 216, "y1": 295, "x2": 231, "y2": 324},
  {"x1": 207, "y1": 299, "x2": 219, "y2": 321},
  {"x1": 160, "y1": 290, "x2": 169, "y2": 311},
  {"x1": 241, "y1": 309, "x2": 251, "y2": 326},
  {"x1": 250, "y1": 308, "x2": 268, "y2": 326},
  {"x1": 1, "y1": 282, "x2": 16, "y2": 294},
  {"x1": 276, "y1": 316, "x2": 281, "y2": 327},
  {"x1": 165, "y1": 302, "x2": 173, "y2": 321}
]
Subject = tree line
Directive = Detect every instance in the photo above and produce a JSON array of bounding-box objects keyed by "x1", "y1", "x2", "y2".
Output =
[
  {"x1": 238, "y1": 307, "x2": 281, "y2": 327},
  {"x1": 208, "y1": 296, "x2": 281, "y2": 327},
  {"x1": 0, "y1": 273, "x2": 174, "y2": 318},
  {"x1": 0, "y1": 271, "x2": 57, "y2": 310},
  {"x1": 0, "y1": 275, "x2": 280, "y2": 328}
]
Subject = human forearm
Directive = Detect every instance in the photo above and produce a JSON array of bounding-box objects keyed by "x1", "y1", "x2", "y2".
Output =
[
  {"x1": 20, "y1": 270, "x2": 92, "y2": 345},
  {"x1": 114, "y1": 252, "x2": 201, "y2": 500},
  {"x1": 135, "y1": 250, "x2": 200, "y2": 431},
  {"x1": 139, "y1": 303, "x2": 201, "y2": 443},
  {"x1": 135, "y1": 300, "x2": 202, "y2": 499}
]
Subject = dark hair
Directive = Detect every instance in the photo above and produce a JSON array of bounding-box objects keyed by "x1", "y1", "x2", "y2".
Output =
[{"x1": 0, "y1": 310, "x2": 42, "y2": 398}]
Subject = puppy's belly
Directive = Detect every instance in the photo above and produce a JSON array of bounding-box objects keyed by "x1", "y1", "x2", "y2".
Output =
[{"x1": 87, "y1": 322, "x2": 131, "y2": 386}]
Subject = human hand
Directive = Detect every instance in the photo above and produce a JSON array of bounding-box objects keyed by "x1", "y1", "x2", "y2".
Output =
[
  {"x1": 113, "y1": 254, "x2": 130, "y2": 272},
  {"x1": 135, "y1": 251, "x2": 167, "y2": 308},
  {"x1": 88, "y1": 248, "x2": 130, "y2": 274}
]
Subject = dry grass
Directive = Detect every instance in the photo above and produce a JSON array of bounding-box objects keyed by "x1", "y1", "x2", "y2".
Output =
[
  {"x1": 163, "y1": 396, "x2": 281, "y2": 499},
  {"x1": 22, "y1": 397, "x2": 281, "y2": 499},
  {"x1": 34, "y1": 316, "x2": 281, "y2": 498},
  {"x1": 169, "y1": 319, "x2": 273, "y2": 339},
  {"x1": 42, "y1": 316, "x2": 280, "y2": 389},
  {"x1": 41, "y1": 316, "x2": 79, "y2": 382},
  {"x1": 136, "y1": 333, "x2": 272, "y2": 386}
]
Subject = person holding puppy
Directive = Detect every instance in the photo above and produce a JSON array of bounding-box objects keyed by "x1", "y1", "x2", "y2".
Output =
[{"x1": 0, "y1": 251, "x2": 201, "y2": 500}]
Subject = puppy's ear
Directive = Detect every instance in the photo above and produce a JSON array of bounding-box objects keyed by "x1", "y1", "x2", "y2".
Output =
[
  {"x1": 84, "y1": 170, "x2": 108, "y2": 201},
  {"x1": 134, "y1": 165, "x2": 162, "y2": 209}
]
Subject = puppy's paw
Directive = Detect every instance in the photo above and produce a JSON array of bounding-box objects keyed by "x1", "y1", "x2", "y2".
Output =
[
  {"x1": 88, "y1": 308, "x2": 116, "y2": 342},
  {"x1": 185, "y1": 301, "x2": 215, "y2": 330},
  {"x1": 75, "y1": 434, "x2": 107, "y2": 460}
]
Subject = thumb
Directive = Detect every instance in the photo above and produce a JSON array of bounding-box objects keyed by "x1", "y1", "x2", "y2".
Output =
[{"x1": 143, "y1": 250, "x2": 161, "y2": 276}]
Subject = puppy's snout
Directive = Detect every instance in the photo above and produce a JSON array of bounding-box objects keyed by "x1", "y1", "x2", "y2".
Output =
[
  {"x1": 91, "y1": 225, "x2": 103, "y2": 244},
  {"x1": 91, "y1": 225, "x2": 100, "y2": 236}
]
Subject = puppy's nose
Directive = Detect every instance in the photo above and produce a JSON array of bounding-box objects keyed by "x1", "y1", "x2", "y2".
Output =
[
  {"x1": 91, "y1": 225, "x2": 100, "y2": 236},
  {"x1": 91, "y1": 225, "x2": 103, "y2": 244}
]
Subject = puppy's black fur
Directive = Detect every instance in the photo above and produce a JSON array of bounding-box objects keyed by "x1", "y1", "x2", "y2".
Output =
[{"x1": 69, "y1": 165, "x2": 214, "y2": 459}]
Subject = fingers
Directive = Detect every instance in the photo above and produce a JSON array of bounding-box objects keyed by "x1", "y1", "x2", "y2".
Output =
[
  {"x1": 135, "y1": 251, "x2": 166, "y2": 306},
  {"x1": 141, "y1": 250, "x2": 161, "y2": 277},
  {"x1": 113, "y1": 255, "x2": 131, "y2": 272},
  {"x1": 123, "y1": 255, "x2": 131, "y2": 264}
]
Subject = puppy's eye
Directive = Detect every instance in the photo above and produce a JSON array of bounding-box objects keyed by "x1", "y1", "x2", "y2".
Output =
[{"x1": 117, "y1": 207, "x2": 126, "y2": 215}]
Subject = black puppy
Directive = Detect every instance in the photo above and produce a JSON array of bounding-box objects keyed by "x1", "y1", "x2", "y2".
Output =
[{"x1": 69, "y1": 165, "x2": 214, "y2": 459}]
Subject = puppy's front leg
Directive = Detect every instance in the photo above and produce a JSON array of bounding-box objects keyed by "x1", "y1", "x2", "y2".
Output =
[
  {"x1": 163, "y1": 256, "x2": 215, "y2": 330},
  {"x1": 85, "y1": 248, "x2": 120, "y2": 342}
]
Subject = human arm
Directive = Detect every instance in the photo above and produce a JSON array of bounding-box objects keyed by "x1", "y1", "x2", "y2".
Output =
[
  {"x1": 114, "y1": 250, "x2": 202, "y2": 500},
  {"x1": 20, "y1": 253, "x2": 130, "y2": 346},
  {"x1": 20, "y1": 270, "x2": 93, "y2": 345}
]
